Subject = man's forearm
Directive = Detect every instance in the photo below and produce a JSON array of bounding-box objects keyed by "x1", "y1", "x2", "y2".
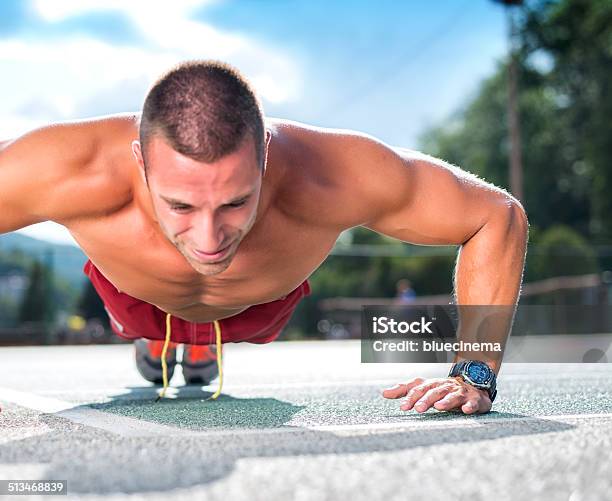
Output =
[{"x1": 452, "y1": 200, "x2": 529, "y2": 374}]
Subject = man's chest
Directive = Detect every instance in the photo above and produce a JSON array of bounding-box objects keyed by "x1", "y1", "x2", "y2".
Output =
[{"x1": 68, "y1": 202, "x2": 338, "y2": 319}]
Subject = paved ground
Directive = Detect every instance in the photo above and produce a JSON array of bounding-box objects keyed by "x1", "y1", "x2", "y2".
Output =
[{"x1": 0, "y1": 340, "x2": 611, "y2": 501}]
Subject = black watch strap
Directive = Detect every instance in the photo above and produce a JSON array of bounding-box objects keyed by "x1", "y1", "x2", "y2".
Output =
[
  {"x1": 449, "y1": 360, "x2": 468, "y2": 378},
  {"x1": 489, "y1": 388, "x2": 498, "y2": 402},
  {"x1": 448, "y1": 360, "x2": 497, "y2": 403}
]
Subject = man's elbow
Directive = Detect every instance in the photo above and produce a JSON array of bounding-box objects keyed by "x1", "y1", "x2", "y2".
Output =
[{"x1": 498, "y1": 197, "x2": 529, "y2": 247}]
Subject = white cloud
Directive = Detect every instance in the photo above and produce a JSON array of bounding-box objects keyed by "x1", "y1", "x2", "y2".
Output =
[
  {"x1": 0, "y1": 114, "x2": 51, "y2": 138},
  {"x1": 0, "y1": 33, "x2": 302, "y2": 122},
  {"x1": 18, "y1": 0, "x2": 303, "y2": 108},
  {"x1": 32, "y1": 0, "x2": 218, "y2": 23},
  {"x1": 16, "y1": 222, "x2": 79, "y2": 247}
]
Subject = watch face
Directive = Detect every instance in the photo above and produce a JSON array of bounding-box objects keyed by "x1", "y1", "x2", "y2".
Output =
[{"x1": 465, "y1": 362, "x2": 491, "y2": 385}]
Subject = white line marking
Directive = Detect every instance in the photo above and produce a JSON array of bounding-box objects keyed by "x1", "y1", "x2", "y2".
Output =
[
  {"x1": 0, "y1": 388, "x2": 73, "y2": 413},
  {"x1": 3, "y1": 387, "x2": 612, "y2": 439},
  {"x1": 181, "y1": 412, "x2": 612, "y2": 438},
  {"x1": 0, "y1": 388, "x2": 187, "y2": 438},
  {"x1": 304, "y1": 412, "x2": 612, "y2": 433}
]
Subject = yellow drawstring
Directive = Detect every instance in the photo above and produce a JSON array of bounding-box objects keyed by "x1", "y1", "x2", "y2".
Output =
[
  {"x1": 154, "y1": 313, "x2": 173, "y2": 402},
  {"x1": 206, "y1": 320, "x2": 224, "y2": 401},
  {"x1": 155, "y1": 313, "x2": 224, "y2": 402}
]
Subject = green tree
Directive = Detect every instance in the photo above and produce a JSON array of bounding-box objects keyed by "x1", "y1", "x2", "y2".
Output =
[
  {"x1": 18, "y1": 260, "x2": 55, "y2": 324},
  {"x1": 521, "y1": 0, "x2": 612, "y2": 240},
  {"x1": 528, "y1": 224, "x2": 598, "y2": 280},
  {"x1": 77, "y1": 281, "x2": 109, "y2": 325},
  {"x1": 419, "y1": 60, "x2": 591, "y2": 238},
  {"x1": 420, "y1": 0, "x2": 612, "y2": 243}
]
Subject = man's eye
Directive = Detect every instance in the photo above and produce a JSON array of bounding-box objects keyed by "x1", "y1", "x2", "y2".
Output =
[
  {"x1": 226, "y1": 200, "x2": 247, "y2": 208},
  {"x1": 171, "y1": 205, "x2": 191, "y2": 212}
]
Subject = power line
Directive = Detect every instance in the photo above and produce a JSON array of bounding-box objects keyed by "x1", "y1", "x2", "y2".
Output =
[{"x1": 321, "y1": 0, "x2": 474, "y2": 120}]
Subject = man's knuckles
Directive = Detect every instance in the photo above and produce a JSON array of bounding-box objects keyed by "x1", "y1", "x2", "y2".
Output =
[
  {"x1": 404, "y1": 377, "x2": 425, "y2": 390},
  {"x1": 382, "y1": 377, "x2": 427, "y2": 398},
  {"x1": 422, "y1": 384, "x2": 454, "y2": 400},
  {"x1": 405, "y1": 385, "x2": 429, "y2": 401}
]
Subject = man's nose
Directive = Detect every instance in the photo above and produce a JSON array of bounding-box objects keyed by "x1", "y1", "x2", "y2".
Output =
[{"x1": 193, "y1": 214, "x2": 224, "y2": 252}]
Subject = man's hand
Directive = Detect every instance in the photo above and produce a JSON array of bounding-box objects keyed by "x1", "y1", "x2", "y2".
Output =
[{"x1": 382, "y1": 376, "x2": 493, "y2": 415}]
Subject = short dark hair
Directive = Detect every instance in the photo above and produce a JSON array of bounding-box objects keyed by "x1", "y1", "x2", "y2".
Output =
[{"x1": 139, "y1": 60, "x2": 265, "y2": 173}]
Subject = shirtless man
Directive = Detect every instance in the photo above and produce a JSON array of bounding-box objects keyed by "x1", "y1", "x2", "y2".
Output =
[{"x1": 0, "y1": 60, "x2": 528, "y2": 414}]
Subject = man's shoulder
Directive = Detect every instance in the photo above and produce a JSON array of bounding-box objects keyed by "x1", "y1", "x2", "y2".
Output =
[
  {"x1": 74, "y1": 112, "x2": 140, "y2": 163},
  {"x1": 266, "y1": 117, "x2": 365, "y2": 178},
  {"x1": 265, "y1": 117, "x2": 389, "y2": 230},
  {"x1": 83, "y1": 112, "x2": 140, "y2": 172},
  {"x1": 266, "y1": 116, "x2": 364, "y2": 150},
  {"x1": 23, "y1": 112, "x2": 140, "y2": 177},
  {"x1": 267, "y1": 117, "x2": 394, "y2": 175},
  {"x1": 265, "y1": 118, "x2": 336, "y2": 222},
  {"x1": 0, "y1": 113, "x2": 139, "y2": 231},
  {"x1": 45, "y1": 113, "x2": 139, "y2": 223}
]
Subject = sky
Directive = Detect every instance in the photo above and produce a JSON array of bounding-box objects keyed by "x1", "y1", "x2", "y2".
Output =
[{"x1": 0, "y1": 0, "x2": 510, "y2": 247}]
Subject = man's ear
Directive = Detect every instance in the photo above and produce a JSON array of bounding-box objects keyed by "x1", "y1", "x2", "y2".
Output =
[
  {"x1": 131, "y1": 140, "x2": 148, "y2": 185},
  {"x1": 262, "y1": 129, "x2": 272, "y2": 173}
]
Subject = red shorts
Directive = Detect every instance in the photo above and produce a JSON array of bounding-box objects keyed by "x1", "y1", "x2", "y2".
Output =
[{"x1": 83, "y1": 260, "x2": 311, "y2": 345}]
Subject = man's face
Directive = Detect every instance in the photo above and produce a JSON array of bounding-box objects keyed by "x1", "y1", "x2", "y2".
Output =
[{"x1": 135, "y1": 134, "x2": 265, "y2": 276}]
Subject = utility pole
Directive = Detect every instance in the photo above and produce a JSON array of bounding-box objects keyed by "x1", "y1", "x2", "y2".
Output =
[{"x1": 492, "y1": 0, "x2": 524, "y2": 202}]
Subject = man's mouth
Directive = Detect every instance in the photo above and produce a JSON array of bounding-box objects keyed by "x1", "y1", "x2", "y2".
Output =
[{"x1": 191, "y1": 242, "x2": 233, "y2": 263}]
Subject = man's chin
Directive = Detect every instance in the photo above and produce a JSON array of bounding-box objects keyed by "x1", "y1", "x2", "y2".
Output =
[
  {"x1": 186, "y1": 252, "x2": 235, "y2": 276},
  {"x1": 191, "y1": 261, "x2": 231, "y2": 276}
]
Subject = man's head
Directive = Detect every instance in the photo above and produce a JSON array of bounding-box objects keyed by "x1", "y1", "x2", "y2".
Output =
[{"x1": 132, "y1": 60, "x2": 270, "y2": 276}]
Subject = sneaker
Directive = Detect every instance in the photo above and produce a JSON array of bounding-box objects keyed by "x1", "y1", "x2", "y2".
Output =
[
  {"x1": 134, "y1": 339, "x2": 178, "y2": 384},
  {"x1": 181, "y1": 344, "x2": 220, "y2": 385}
]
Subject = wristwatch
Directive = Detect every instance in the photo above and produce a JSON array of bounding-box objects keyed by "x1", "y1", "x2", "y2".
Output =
[{"x1": 448, "y1": 360, "x2": 497, "y2": 402}]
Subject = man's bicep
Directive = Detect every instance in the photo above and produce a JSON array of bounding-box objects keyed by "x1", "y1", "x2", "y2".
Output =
[{"x1": 361, "y1": 145, "x2": 513, "y2": 245}]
